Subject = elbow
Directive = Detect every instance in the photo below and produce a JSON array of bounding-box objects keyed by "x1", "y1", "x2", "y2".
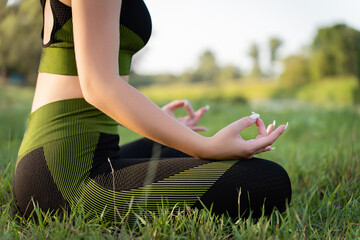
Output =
[
  {"x1": 78, "y1": 71, "x2": 121, "y2": 108},
  {"x1": 78, "y1": 73, "x2": 103, "y2": 107},
  {"x1": 82, "y1": 88, "x2": 98, "y2": 108}
]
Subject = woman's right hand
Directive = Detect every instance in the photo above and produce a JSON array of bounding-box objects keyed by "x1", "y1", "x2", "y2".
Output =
[
  {"x1": 201, "y1": 113, "x2": 287, "y2": 160},
  {"x1": 162, "y1": 100, "x2": 209, "y2": 132}
]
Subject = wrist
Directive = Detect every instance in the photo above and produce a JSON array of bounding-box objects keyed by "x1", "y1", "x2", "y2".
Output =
[
  {"x1": 192, "y1": 136, "x2": 215, "y2": 159},
  {"x1": 196, "y1": 135, "x2": 233, "y2": 160}
]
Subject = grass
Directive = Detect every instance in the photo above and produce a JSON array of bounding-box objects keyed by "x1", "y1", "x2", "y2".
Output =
[
  {"x1": 1, "y1": 85, "x2": 360, "y2": 239},
  {"x1": 296, "y1": 76, "x2": 359, "y2": 106}
]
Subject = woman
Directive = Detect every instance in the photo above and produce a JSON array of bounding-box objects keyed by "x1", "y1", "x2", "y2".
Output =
[{"x1": 13, "y1": 0, "x2": 291, "y2": 221}]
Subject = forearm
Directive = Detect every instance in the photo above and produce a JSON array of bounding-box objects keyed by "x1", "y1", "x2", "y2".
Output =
[
  {"x1": 82, "y1": 75, "x2": 208, "y2": 158},
  {"x1": 72, "y1": 0, "x2": 285, "y2": 161}
]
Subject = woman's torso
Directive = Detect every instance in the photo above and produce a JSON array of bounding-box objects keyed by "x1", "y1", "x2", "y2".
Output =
[{"x1": 32, "y1": 0, "x2": 151, "y2": 113}]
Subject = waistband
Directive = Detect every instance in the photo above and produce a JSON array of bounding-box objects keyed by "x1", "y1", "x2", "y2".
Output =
[{"x1": 18, "y1": 98, "x2": 119, "y2": 158}]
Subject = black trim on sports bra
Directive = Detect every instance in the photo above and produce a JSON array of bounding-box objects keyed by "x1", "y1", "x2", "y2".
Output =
[{"x1": 41, "y1": 0, "x2": 72, "y2": 47}]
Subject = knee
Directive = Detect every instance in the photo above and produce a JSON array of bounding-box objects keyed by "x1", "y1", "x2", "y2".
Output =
[
  {"x1": 244, "y1": 158, "x2": 292, "y2": 217},
  {"x1": 194, "y1": 158, "x2": 292, "y2": 219}
]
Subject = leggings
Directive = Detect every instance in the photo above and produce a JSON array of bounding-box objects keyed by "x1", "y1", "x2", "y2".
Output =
[{"x1": 12, "y1": 98, "x2": 291, "y2": 221}]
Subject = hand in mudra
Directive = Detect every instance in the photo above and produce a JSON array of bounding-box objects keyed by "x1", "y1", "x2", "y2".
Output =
[
  {"x1": 206, "y1": 113, "x2": 288, "y2": 160},
  {"x1": 162, "y1": 100, "x2": 287, "y2": 160},
  {"x1": 162, "y1": 100, "x2": 209, "y2": 131}
]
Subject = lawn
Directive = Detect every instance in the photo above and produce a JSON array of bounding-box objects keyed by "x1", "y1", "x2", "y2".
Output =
[{"x1": 1, "y1": 85, "x2": 359, "y2": 239}]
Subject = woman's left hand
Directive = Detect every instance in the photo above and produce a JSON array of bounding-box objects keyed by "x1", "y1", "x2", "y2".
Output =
[{"x1": 162, "y1": 100, "x2": 209, "y2": 131}]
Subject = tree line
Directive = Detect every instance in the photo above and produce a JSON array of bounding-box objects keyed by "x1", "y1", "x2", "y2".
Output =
[
  {"x1": 131, "y1": 38, "x2": 284, "y2": 87},
  {"x1": 132, "y1": 23, "x2": 360, "y2": 88},
  {"x1": 281, "y1": 24, "x2": 360, "y2": 87},
  {"x1": 178, "y1": 36, "x2": 283, "y2": 84}
]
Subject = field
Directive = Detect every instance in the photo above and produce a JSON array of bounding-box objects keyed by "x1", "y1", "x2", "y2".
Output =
[{"x1": 1, "y1": 85, "x2": 359, "y2": 239}]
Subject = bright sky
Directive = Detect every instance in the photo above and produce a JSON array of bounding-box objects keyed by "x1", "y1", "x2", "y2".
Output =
[{"x1": 133, "y1": 0, "x2": 360, "y2": 75}]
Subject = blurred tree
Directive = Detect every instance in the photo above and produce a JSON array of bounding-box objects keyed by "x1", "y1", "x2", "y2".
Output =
[
  {"x1": 269, "y1": 37, "x2": 282, "y2": 76},
  {"x1": 280, "y1": 54, "x2": 310, "y2": 88},
  {"x1": 248, "y1": 42, "x2": 262, "y2": 78},
  {"x1": 178, "y1": 70, "x2": 193, "y2": 83},
  {"x1": 0, "y1": 0, "x2": 42, "y2": 85},
  {"x1": 0, "y1": 0, "x2": 10, "y2": 84},
  {"x1": 191, "y1": 50, "x2": 219, "y2": 83},
  {"x1": 311, "y1": 24, "x2": 360, "y2": 82},
  {"x1": 0, "y1": 0, "x2": 7, "y2": 19},
  {"x1": 218, "y1": 65, "x2": 241, "y2": 82}
]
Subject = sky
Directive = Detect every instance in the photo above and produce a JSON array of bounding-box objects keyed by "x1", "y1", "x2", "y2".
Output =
[{"x1": 133, "y1": 0, "x2": 360, "y2": 75}]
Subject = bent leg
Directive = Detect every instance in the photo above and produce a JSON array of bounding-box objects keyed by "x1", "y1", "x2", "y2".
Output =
[
  {"x1": 192, "y1": 157, "x2": 292, "y2": 218},
  {"x1": 85, "y1": 155, "x2": 291, "y2": 221},
  {"x1": 119, "y1": 137, "x2": 190, "y2": 159}
]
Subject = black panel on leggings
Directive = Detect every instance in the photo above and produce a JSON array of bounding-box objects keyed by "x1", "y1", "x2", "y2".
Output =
[
  {"x1": 119, "y1": 138, "x2": 190, "y2": 159},
  {"x1": 90, "y1": 157, "x2": 211, "y2": 191},
  {"x1": 12, "y1": 147, "x2": 68, "y2": 217},
  {"x1": 91, "y1": 133, "x2": 121, "y2": 170},
  {"x1": 192, "y1": 158, "x2": 292, "y2": 218},
  {"x1": 89, "y1": 134, "x2": 210, "y2": 190}
]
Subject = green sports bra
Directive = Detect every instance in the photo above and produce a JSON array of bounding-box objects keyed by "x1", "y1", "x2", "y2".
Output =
[{"x1": 38, "y1": 0, "x2": 152, "y2": 76}]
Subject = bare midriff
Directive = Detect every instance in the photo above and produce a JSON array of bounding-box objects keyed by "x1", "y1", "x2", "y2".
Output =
[{"x1": 31, "y1": 73, "x2": 129, "y2": 113}]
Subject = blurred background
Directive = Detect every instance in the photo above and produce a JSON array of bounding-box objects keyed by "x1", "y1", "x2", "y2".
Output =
[
  {"x1": 0, "y1": 0, "x2": 360, "y2": 106},
  {"x1": 1, "y1": 2, "x2": 359, "y2": 237}
]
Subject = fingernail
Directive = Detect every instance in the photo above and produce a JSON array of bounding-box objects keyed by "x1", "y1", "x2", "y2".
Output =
[
  {"x1": 183, "y1": 99, "x2": 189, "y2": 105},
  {"x1": 270, "y1": 147, "x2": 276, "y2": 151},
  {"x1": 272, "y1": 120, "x2": 276, "y2": 127},
  {"x1": 250, "y1": 111, "x2": 260, "y2": 120},
  {"x1": 284, "y1": 122, "x2": 288, "y2": 131},
  {"x1": 205, "y1": 105, "x2": 210, "y2": 111}
]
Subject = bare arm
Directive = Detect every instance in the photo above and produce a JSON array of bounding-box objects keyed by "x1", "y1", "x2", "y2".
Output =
[
  {"x1": 72, "y1": 0, "x2": 286, "y2": 160},
  {"x1": 72, "y1": 0, "x2": 207, "y2": 157}
]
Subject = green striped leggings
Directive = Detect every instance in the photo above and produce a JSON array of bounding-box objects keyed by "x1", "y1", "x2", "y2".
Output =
[{"x1": 13, "y1": 98, "x2": 291, "y2": 221}]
